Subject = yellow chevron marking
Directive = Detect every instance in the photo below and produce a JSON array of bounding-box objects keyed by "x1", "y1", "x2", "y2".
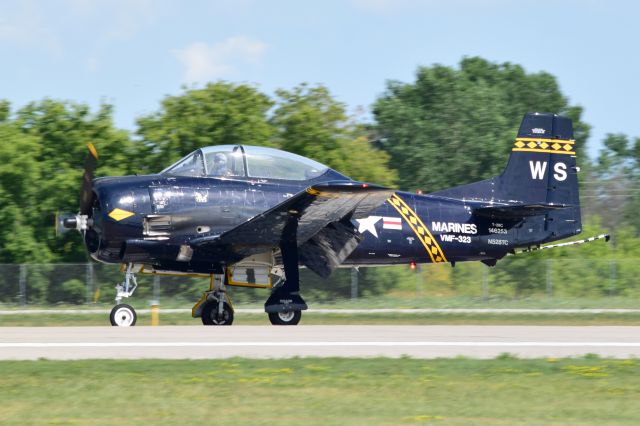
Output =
[
  {"x1": 387, "y1": 194, "x2": 447, "y2": 263},
  {"x1": 540, "y1": 142, "x2": 549, "y2": 149},
  {"x1": 527, "y1": 141, "x2": 537, "y2": 148},
  {"x1": 108, "y1": 208, "x2": 135, "y2": 221},
  {"x1": 514, "y1": 141, "x2": 525, "y2": 148},
  {"x1": 552, "y1": 143, "x2": 561, "y2": 150},
  {"x1": 563, "y1": 144, "x2": 572, "y2": 151}
]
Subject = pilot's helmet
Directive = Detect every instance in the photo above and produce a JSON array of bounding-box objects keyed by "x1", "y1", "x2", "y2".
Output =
[{"x1": 213, "y1": 153, "x2": 227, "y2": 166}]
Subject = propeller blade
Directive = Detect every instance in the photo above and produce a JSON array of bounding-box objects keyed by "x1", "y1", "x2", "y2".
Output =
[{"x1": 79, "y1": 143, "x2": 99, "y2": 215}]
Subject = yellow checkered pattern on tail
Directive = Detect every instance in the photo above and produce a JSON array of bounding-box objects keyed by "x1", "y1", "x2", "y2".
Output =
[
  {"x1": 388, "y1": 194, "x2": 447, "y2": 263},
  {"x1": 512, "y1": 137, "x2": 575, "y2": 155}
]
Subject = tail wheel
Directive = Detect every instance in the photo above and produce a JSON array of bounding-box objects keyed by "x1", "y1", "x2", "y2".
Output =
[
  {"x1": 268, "y1": 310, "x2": 301, "y2": 326},
  {"x1": 110, "y1": 304, "x2": 137, "y2": 327},
  {"x1": 201, "y1": 301, "x2": 234, "y2": 326}
]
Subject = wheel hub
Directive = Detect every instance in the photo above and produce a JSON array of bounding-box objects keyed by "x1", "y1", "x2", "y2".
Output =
[
  {"x1": 278, "y1": 311, "x2": 295, "y2": 322},
  {"x1": 114, "y1": 307, "x2": 134, "y2": 326}
]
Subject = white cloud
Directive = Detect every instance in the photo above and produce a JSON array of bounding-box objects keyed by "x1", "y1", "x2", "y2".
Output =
[
  {"x1": 0, "y1": 1, "x2": 62, "y2": 55},
  {"x1": 174, "y1": 36, "x2": 268, "y2": 83},
  {"x1": 66, "y1": 0, "x2": 158, "y2": 41}
]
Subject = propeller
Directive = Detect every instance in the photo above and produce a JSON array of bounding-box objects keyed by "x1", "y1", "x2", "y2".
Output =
[
  {"x1": 56, "y1": 143, "x2": 99, "y2": 234},
  {"x1": 79, "y1": 143, "x2": 99, "y2": 215}
]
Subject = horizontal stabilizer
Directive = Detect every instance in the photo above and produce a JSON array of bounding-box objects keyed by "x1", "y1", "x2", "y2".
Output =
[{"x1": 474, "y1": 203, "x2": 571, "y2": 219}]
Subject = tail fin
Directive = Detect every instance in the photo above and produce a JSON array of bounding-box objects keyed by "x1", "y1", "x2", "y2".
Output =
[{"x1": 432, "y1": 112, "x2": 581, "y2": 241}]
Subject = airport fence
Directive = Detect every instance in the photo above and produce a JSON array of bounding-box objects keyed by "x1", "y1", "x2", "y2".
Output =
[{"x1": 0, "y1": 258, "x2": 638, "y2": 307}]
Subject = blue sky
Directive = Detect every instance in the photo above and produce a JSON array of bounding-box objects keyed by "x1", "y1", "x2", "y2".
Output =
[{"x1": 1, "y1": 0, "x2": 638, "y2": 158}]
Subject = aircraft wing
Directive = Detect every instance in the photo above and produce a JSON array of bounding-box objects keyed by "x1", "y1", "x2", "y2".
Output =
[{"x1": 190, "y1": 181, "x2": 394, "y2": 275}]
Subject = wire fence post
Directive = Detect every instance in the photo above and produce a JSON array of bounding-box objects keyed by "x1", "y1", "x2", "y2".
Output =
[
  {"x1": 350, "y1": 267, "x2": 358, "y2": 300},
  {"x1": 482, "y1": 266, "x2": 488, "y2": 301},
  {"x1": 18, "y1": 264, "x2": 27, "y2": 306},
  {"x1": 546, "y1": 259, "x2": 553, "y2": 299},
  {"x1": 85, "y1": 263, "x2": 94, "y2": 304},
  {"x1": 609, "y1": 259, "x2": 617, "y2": 297},
  {"x1": 151, "y1": 274, "x2": 160, "y2": 304}
]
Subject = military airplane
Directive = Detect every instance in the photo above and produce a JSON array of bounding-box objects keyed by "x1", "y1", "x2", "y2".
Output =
[{"x1": 59, "y1": 112, "x2": 607, "y2": 326}]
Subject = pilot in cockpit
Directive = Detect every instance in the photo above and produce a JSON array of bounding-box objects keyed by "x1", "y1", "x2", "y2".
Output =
[{"x1": 210, "y1": 153, "x2": 229, "y2": 176}]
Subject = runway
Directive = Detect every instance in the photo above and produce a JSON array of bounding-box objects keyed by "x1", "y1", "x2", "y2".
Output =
[{"x1": 1, "y1": 325, "x2": 640, "y2": 360}]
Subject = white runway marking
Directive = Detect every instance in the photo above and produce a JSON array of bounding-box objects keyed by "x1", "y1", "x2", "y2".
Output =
[{"x1": 2, "y1": 326, "x2": 640, "y2": 359}]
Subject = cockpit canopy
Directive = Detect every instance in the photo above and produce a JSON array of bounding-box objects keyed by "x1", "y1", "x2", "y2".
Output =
[{"x1": 161, "y1": 145, "x2": 330, "y2": 181}]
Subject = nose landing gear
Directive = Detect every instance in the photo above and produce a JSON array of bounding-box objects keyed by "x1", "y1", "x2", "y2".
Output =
[{"x1": 110, "y1": 263, "x2": 139, "y2": 327}]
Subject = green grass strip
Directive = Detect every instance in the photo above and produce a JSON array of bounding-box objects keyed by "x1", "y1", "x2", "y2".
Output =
[{"x1": 1, "y1": 356, "x2": 639, "y2": 425}]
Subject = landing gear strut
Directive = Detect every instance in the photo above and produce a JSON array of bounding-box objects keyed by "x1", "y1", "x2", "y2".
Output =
[
  {"x1": 264, "y1": 218, "x2": 307, "y2": 325},
  {"x1": 110, "y1": 263, "x2": 139, "y2": 327}
]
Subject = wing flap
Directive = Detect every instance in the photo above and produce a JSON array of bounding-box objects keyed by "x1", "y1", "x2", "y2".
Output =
[{"x1": 298, "y1": 218, "x2": 362, "y2": 278}]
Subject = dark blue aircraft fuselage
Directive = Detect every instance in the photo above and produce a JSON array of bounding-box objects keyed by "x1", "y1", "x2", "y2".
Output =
[{"x1": 87, "y1": 168, "x2": 570, "y2": 274}]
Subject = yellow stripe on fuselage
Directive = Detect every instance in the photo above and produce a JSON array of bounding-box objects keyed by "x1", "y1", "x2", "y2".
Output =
[{"x1": 388, "y1": 194, "x2": 447, "y2": 263}]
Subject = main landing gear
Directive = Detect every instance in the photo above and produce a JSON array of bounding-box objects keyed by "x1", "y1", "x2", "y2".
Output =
[
  {"x1": 196, "y1": 274, "x2": 234, "y2": 326},
  {"x1": 263, "y1": 227, "x2": 307, "y2": 325}
]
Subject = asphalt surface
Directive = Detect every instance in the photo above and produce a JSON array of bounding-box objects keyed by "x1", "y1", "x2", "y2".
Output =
[{"x1": 1, "y1": 326, "x2": 640, "y2": 360}]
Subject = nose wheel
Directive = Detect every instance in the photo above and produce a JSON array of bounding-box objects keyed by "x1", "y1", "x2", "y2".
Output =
[
  {"x1": 110, "y1": 264, "x2": 139, "y2": 327},
  {"x1": 110, "y1": 304, "x2": 137, "y2": 327}
]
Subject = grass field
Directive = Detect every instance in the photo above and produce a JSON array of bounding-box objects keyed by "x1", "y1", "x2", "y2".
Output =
[
  {"x1": 1, "y1": 356, "x2": 639, "y2": 425},
  {"x1": 4, "y1": 311, "x2": 640, "y2": 327}
]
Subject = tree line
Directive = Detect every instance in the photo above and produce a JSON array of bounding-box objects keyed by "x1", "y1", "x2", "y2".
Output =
[{"x1": 0, "y1": 57, "x2": 637, "y2": 289}]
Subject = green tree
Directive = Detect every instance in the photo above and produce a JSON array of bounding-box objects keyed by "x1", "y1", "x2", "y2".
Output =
[
  {"x1": 586, "y1": 133, "x2": 640, "y2": 233},
  {"x1": 373, "y1": 57, "x2": 589, "y2": 191},
  {"x1": 136, "y1": 82, "x2": 275, "y2": 173},
  {"x1": 0, "y1": 100, "x2": 135, "y2": 263},
  {"x1": 0, "y1": 118, "x2": 48, "y2": 263},
  {"x1": 272, "y1": 84, "x2": 397, "y2": 186}
]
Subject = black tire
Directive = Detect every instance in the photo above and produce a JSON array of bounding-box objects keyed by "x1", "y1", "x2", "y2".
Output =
[
  {"x1": 110, "y1": 304, "x2": 137, "y2": 327},
  {"x1": 201, "y1": 301, "x2": 234, "y2": 325},
  {"x1": 268, "y1": 310, "x2": 301, "y2": 325}
]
